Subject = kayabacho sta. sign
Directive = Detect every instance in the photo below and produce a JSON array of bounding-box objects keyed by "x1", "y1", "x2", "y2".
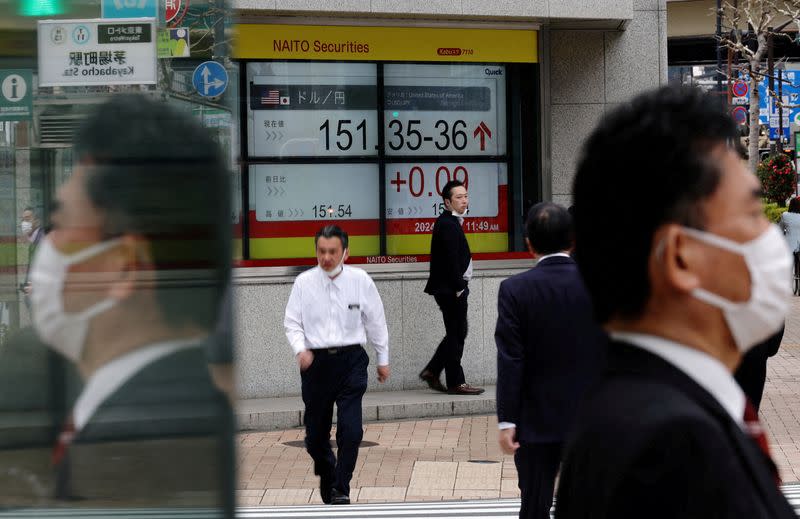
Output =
[{"x1": 38, "y1": 19, "x2": 156, "y2": 86}]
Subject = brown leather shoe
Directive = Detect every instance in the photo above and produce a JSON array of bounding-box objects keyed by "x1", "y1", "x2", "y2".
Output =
[
  {"x1": 419, "y1": 370, "x2": 447, "y2": 393},
  {"x1": 448, "y1": 383, "x2": 485, "y2": 395}
]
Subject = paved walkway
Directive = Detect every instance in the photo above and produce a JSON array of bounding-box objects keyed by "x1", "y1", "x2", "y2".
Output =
[{"x1": 237, "y1": 298, "x2": 800, "y2": 506}]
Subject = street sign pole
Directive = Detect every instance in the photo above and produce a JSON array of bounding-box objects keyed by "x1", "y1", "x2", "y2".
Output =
[{"x1": 779, "y1": 66, "x2": 784, "y2": 151}]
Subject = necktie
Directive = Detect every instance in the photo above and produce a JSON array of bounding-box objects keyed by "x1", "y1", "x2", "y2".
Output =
[
  {"x1": 743, "y1": 399, "x2": 780, "y2": 485},
  {"x1": 51, "y1": 414, "x2": 75, "y2": 466}
]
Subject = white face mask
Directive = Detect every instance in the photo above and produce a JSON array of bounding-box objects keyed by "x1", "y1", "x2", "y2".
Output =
[
  {"x1": 320, "y1": 250, "x2": 347, "y2": 279},
  {"x1": 29, "y1": 236, "x2": 121, "y2": 363},
  {"x1": 683, "y1": 225, "x2": 792, "y2": 354},
  {"x1": 20, "y1": 220, "x2": 32, "y2": 236}
]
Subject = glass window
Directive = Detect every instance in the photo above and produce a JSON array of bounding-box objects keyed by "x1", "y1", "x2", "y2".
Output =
[{"x1": 1, "y1": 0, "x2": 236, "y2": 514}]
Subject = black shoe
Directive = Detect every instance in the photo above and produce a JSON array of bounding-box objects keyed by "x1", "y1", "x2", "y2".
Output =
[
  {"x1": 330, "y1": 488, "x2": 350, "y2": 505},
  {"x1": 448, "y1": 383, "x2": 485, "y2": 395},
  {"x1": 419, "y1": 370, "x2": 447, "y2": 393},
  {"x1": 319, "y1": 477, "x2": 333, "y2": 504}
]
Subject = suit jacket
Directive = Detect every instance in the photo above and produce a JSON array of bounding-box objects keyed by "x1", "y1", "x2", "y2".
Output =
[
  {"x1": 734, "y1": 326, "x2": 784, "y2": 412},
  {"x1": 424, "y1": 212, "x2": 471, "y2": 296},
  {"x1": 495, "y1": 256, "x2": 606, "y2": 444},
  {"x1": 64, "y1": 345, "x2": 234, "y2": 513},
  {"x1": 555, "y1": 341, "x2": 796, "y2": 519}
]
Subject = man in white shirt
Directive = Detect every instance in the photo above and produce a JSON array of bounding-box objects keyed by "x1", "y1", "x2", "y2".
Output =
[
  {"x1": 554, "y1": 86, "x2": 796, "y2": 518},
  {"x1": 285, "y1": 224, "x2": 390, "y2": 506}
]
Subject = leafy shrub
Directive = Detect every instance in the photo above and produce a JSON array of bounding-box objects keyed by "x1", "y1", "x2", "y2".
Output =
[
  {"x1": 757, "y1": 154, "x2": 797, "y2": 206},
  {"x1": 763, "y1": 201, "x2": 789, "y2": 223}
]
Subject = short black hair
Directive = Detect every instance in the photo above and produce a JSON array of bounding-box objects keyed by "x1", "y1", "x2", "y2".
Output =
[
  {"x1": 573, "y1": 85, "x2": 738, "y2": 323},
  {"x1": 441, "y1": 180, "x2": 465, "y2": 202},
  {"x1": 315, "y1": 224, "x2": 348, "y2": 250},
  {"x1": 73, "y1": 94, "x2": 231, "y2": 330},
  {"x1": 525, "y1": 202, "x2": 573, "y2": 255},
  {"x1": 789, "y1": 197, "x2": 800, "y2": 214}
]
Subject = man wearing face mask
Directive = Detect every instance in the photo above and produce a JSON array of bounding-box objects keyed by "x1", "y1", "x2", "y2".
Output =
[
  {"x1": 554, "y1": 86, "x2": 796, "y2": 518},
  {"x1": 284, "y1": 224, "x2": 390, "y2": 506},
  {"x1": 28, "y1": 95, "x2": 233, "y2": 513},
  {"x1": 421, "y1": 180, "x2": 485, "y2": 395},
  {"x1": 19, "y1": 206, "x2": 43, "y2": 297}
]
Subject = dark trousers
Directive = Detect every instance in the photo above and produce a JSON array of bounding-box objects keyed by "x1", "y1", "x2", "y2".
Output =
[
  {"x1": 424, "y1": 293, "x2": 468, "y2": 389},
  {"x1": 515, "y1": 442, "x2": 563, "y2": 519},
  {"x1": 301, "y1": 347, "x2": 368, "y2": 496}
]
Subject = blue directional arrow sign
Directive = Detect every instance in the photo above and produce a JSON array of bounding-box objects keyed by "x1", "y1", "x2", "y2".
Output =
[{"x1": 192, "y1": 61, "x2": 228, "y2": 98}]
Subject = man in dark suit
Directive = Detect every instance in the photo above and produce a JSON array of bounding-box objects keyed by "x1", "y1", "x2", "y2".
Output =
[
  {"x1": 556, "y1": 85, "x2": 796, "y2": 518},
  {"x1": 420, "y1": 180, "x2": 484, "y2": 395},
  {"x1": 735, "y1": 326, "x2": 784, "y2": 413},
  {"x1": 495, "y1": 202, "x2": 605, "y2": 519},
  {"x1": 26, "y1": 95, "x2": 234, "y2": 514}
]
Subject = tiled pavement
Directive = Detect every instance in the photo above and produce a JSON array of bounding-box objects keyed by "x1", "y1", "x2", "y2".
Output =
[{"x1": 237, "y1": 298, "x2": 800, "y2": 506}]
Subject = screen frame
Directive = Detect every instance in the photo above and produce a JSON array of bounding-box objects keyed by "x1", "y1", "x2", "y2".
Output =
[{"x1": 234, "y1": 58, "x2": 540, "y2": 270}]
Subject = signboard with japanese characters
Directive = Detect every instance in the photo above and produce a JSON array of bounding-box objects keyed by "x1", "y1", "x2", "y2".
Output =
[
  {"x1": 246, "y1": 61, "x2": 378, "y2": 158},
  {"x1": 383, "y1": 64, "x2": 507, "y2": 156},
  {"x1": 253, "y1": 164, "x2": 379, "y2": 222},
  {"x1": 37, "y1": 19, "x2": 157, "y2": 87}
]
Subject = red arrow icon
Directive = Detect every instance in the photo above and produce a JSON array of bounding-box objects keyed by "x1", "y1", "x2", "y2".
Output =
[{"x1": 473, "y1": 122, "x2": 492, "y2": 151}]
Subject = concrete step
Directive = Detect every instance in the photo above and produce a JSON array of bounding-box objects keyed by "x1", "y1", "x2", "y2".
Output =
[{"x1": 236, "y1": 385, "x2": 497, "y2": 431}]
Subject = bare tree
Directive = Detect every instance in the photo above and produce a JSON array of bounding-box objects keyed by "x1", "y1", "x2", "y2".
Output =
[{"x1": 718, "y1": 0, "x2": 800, "y2": 172}]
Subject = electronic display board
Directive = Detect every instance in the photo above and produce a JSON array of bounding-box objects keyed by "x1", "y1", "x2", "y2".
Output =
[
  {"x1": 243, "y1": 62, "x2": 512, "y2": 261},
  {"x1": 246, "y1": 62, "x2": 378, "y2": 158},
  {"x1": 248, "y1": 164, "x2": 380, "y2": 259},
  {"x1": 383, "y1": 64, "x2": 506, "y2": 157},
  {"x1": 385, "y1": 163, "x2": 508, "y2": 255}
]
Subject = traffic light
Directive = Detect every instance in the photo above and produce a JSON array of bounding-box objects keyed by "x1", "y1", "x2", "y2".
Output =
[{"x1": 18, "y1": 0, "x2": 64, "y2": 16}]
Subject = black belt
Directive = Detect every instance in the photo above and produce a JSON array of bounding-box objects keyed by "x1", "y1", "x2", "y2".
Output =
[{"x1": 315, "y1": 344, "x2": 362, "y2": 355}]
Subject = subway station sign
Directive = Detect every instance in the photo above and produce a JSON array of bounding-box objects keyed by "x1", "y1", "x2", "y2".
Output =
[
  {"x1": 37, "y1": 18, "x2": 157, "y2": 87},
  {"x1": 235, "y1": 24, "x2": 538, "y2": 63}
]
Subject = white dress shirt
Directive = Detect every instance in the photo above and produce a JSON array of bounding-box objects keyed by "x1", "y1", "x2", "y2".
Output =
[
  {"x1": 73, "y1": 338, "x2": 204, "y2": 431},
  {"x1": 284, "y1": 265, "x2": 389, "y2": 366},
  {"x1": 453, "y1": 210, "x2": 474, "y2": 288},
  {"x1": 497, "y1": 251, "x2": 572, "y2": 431},
  {"x1": 611, "y1": 331, "x2": 746, "y2": 429}
]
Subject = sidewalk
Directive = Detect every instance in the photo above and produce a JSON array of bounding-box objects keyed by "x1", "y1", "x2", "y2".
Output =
[{"x1": 237, "y1": 299, "x2": 800, "y2": 506}]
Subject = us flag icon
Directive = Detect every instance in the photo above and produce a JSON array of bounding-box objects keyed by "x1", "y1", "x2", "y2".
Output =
[{"x1": 261, "y1": 90, "x2": 280, "y2": 105}]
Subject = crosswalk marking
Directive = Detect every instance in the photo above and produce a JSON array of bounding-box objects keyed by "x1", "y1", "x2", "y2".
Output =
[
  {"x1": 239, "y1": 482, "x2": 800, "y2": 518},
  {"x1": 2, "y1": 484, "x2": 800, "y2": 518}
]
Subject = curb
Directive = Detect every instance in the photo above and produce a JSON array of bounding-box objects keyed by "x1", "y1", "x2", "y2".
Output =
[{"x1": 236, "y1": 386, "x2": 497, "y2": 431}]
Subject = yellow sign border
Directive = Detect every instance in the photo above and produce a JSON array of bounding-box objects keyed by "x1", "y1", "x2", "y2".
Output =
[{"x1": 234, "y1": 24, "x2": 538, "y2": 63}]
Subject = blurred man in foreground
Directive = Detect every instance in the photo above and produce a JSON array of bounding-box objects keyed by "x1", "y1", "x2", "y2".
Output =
[
  {"x1": 29, "y1": 94, "x2": 234, "y2": 513},
  {"x1": 556, "y1": 86, "x2": 796, "y2": 518}
]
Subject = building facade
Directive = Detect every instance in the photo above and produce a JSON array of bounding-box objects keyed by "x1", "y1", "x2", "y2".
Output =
[{"x1": 231, "y1": 0, "x2": 669, "y2": 399}]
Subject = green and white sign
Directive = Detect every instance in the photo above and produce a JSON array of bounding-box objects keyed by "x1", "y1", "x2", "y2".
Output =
[{"x1": 0, "y1": 70, "x2": 33, "y2": 121}]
